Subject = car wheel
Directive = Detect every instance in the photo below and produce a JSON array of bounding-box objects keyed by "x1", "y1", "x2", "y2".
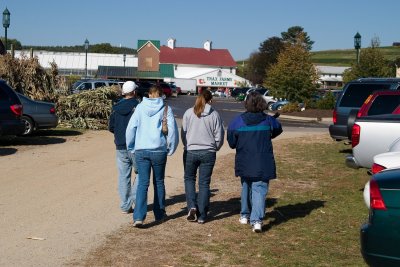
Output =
[
  {"x1": 21, "y1": 116, "x2": 34, "y2": 135},
  {"x1": 267, "y1": 102, "x2": 274, "y2": 111}
]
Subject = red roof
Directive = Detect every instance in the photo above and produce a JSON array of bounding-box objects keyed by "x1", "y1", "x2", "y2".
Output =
[{"x1": 160, "y1": 46, "x2": 236, "y2": 67}]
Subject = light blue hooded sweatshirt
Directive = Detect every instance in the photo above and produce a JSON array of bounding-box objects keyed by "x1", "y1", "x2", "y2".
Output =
[{"x1": 126, "y1": 97, "x2": 179, "y2": 156}]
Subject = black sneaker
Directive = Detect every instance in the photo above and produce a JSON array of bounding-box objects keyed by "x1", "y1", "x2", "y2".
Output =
[{"x1": 186, "y1": 208, "x2": 197, "y2": 222}]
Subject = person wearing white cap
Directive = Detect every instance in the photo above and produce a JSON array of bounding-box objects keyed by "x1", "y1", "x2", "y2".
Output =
[{"x1": 108, "y1": 81, "x2": 140, "y2": 214}]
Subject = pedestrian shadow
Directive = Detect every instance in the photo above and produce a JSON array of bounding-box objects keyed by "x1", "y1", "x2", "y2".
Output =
[
  {"x1": 0, "y1": 147, "x2": 17, "y2": 156},
  {"x1": 207, "y1": 197, "x2": 278, "y2": 223},
  {"x1": 263, "y1": 200, "x2": 325, "y2": 232}
]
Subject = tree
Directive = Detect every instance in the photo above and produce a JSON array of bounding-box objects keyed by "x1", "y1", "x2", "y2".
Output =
[
  {"x1": 281, "y1": 26, "x2": 314, "y2": 51},
  {"x1": 264, "y1": 43, "x2": 318, "y2": 102},
  {"x1": 243, "y1": 37, "x2": 285, "y2": 85},
  {"x1": 244, "y1": 51, "x2": 264, "y2": 85},
  {"x1": 0, "y1": 38, "x2": 22, "y2": 50},
  {"x1": 343, "y1": 47, "x2": 394, "y2": 83}
]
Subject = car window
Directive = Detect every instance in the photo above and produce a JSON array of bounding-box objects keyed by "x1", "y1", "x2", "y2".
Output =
[
  {"x1": 77, "y1": 83, "x2": 92, "y2": 90},
  {"x1": 94, "y1": 82, "x2": 106, "y2": 88},
  {"x1": 368, "y1": 95, "x2": 400, "y2": 116},
  {"x1": 108, "y1": 82, "x2": 118, "y2": 86},
  {"x1": 0, "y1": 87, "x2": 8, "y2": 100},
  {"x1": 339, "y1": 83, "x2": 392, "y2": 107}
]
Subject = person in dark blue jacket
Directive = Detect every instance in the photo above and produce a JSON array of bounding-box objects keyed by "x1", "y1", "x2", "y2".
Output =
[
  {"x1": 108, "y1": 81, "x2": 140, "y2": 214},
  {"x1": 227, "y1": 91, "x2": 282, "y2": 233}
]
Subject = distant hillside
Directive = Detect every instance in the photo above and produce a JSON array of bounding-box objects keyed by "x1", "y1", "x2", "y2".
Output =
[
  {"x1": 311, "y1": 46, "x2": 400, "y2": 66},
  {"x1": 237, "y1": 46, "x2": 400, "y2": 67}
]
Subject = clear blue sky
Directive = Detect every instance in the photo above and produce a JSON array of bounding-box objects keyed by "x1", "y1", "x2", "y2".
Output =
[{"x1": 2, "y1": 0, "x2": 399, "y2": 60}]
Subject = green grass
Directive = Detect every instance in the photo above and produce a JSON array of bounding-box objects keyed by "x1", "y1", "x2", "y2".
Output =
[
  {"x1": 311, "y1": 46, "x2": 400, "y2": 66},
  {"x1": 237, "y1": 46, "x2": 400, "y2": 67},
  {"x1": 81, "y1": 135, "x2": 369, "y2": 266}
]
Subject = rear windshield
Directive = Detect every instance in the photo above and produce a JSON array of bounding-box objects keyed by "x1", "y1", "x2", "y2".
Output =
[
  {"x1": 339, "y1": 83, "x2": 392, "y2": 107},
  {"x1": 368, "y1": 95, "x2": 400, "y2": 116}
]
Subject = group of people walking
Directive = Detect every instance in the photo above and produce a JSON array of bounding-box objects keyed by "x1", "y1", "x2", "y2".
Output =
[{"x1": 109, "y1": 81, "x2": 282, "y2": 233}]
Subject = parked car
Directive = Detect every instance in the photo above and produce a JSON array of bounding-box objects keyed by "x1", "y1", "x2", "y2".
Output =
[
  {"x1": 158, "y1": 82, "x2": 173, "y2": 97},
  {"x1": 271, "y1": 100, "x2": 290, "y2": 111},
  {"x1": 169, "y1": 83, "x2": 180, "y2": 97},
  {"x1": 16, "y1": 93, "x2": 58, "y2": 135},
  {"x1": 0, "y1": 80, "x2": 25, "y2": 136},
  {"x1": 329, "y1": 78, "x2": 400, "y2": 141},
  {"x1": 231, "y1": 87, "x2": 250, "y2": 98},
  {"x1": 369, "y1": 140, "x2": 400, "y2": 175},
  {"x1": 361, "y1": 167, "x2": 400, "y2": 266},
  {"x1": 135, "y1": 81, "x2": 153, "y2": 99},
  {"x1": 72, "y1": 79, "x2": 121, "y2": 94},
  {"x1": 346, "y1": 90, "x2": 400, "y2": 139},
  {"x1": 346, "y1": 114, "x2": 400, "y2": 169},
  {"x1": 244, "y1": 87, "x2": 276, "y2": 109}
]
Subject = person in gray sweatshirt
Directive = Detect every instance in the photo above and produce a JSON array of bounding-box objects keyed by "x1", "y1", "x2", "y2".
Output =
[{"x1": 181, "y1": 89, "x2": 224, "y2": 224}]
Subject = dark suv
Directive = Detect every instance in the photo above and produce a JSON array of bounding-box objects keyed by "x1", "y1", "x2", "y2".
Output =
[
  {"x1": 329, "y1": 78, "x2": 400, "y2": 141},
  {"x1": 0, "y1": 80, "x2": 25, "y2": 136}
]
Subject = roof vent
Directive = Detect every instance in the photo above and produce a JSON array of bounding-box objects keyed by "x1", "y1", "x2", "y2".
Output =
[
  {"x1": 167, "y1": 38, "x2": 176, "y2": 49},
  {"x1": 204, "y1": 40, "x2": 212, "y2": 51}
]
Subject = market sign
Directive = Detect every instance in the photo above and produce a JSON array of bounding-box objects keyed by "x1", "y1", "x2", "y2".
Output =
[{"x1": 198, "y1": 76, "x2": 236, "y2": 87}]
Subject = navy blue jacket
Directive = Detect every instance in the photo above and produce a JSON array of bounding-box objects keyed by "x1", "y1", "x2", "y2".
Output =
[
  {"x1": 108, "y1": 97, "x2": 139, "y2": 150},
  {"x1": 227, "y1": 112, "x2": 282, "y2": 181}
]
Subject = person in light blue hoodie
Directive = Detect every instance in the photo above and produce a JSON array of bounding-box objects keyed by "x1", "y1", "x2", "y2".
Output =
[{"x1": 126, "y1": 85, "x2": 179, "y2": 227}]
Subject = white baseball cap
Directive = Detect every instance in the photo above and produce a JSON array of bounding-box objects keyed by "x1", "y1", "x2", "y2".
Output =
[{"x1": 122, "y1": 81, "x2": 137, "y2": 95}]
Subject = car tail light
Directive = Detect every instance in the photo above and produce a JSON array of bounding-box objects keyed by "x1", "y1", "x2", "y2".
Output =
[
  {"x1": 392, "y1": 105, "x2": 400, "y2": 114},
  {"x1": 357, "y1": 95, "x2": 373, "y2": 117},
  {"x1": 351, "y1": 123, "x2": 360, "y2": 147},
  {"x1": 371, "y1": 163, "x2": 386, "y2": 174},
  {"x1": 369, "y1": 179, "x2": 387, "y2": 210},
  {"x1": 332, "y1": 109, "x2": 337, "y2": 124},
  {"x1": 50, "y1": 107, "x2": 56, "y2": 114},
  {"x1": 10, "y1": 104, "x2": 23, "y2": 117}
]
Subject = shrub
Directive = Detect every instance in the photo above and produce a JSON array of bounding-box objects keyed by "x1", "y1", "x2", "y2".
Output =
[{"x1": 316, "y1": 92, "x2": 336, "y2": 109}]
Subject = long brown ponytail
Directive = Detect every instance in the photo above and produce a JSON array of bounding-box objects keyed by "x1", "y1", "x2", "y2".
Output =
[{"x1": 193, "y1": 89, "x2": 212, "y2": 118}]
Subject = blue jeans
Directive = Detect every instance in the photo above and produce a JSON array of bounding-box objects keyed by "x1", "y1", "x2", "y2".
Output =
[
  {"x1": 134, "y1": 150, "x2": 168, "y2": 222},
  {"x1": 116, "y1": 149, "x2": 139, "y2": 212},
  {"x1": 240, "y1": 177, "x2": 269, "y2": 225},
  {"x1": 184, "y1": 150, "x2": 216, "y2": 221}
]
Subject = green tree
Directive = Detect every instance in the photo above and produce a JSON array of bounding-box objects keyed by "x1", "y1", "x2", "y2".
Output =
[
  {"x1": 0, "y1": 38, "x2": 22, "y2": 50},
  {"x1": 343, "y1": 47, "x2": 394, "y2": 83},
  {"x1": 281, "y1": 26, "x2": 314, "y2": 51},
  {"x1": 264, "y1": 43, "x2": 318, "y2": 102},
  {"x1": 244, "y1": 51, "x2": 264, "y2": 85},
  {"x1": 243, "y1": 36, "x2": 285, "y2": 85}
]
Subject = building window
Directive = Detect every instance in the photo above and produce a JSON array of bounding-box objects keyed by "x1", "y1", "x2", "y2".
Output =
[
  {"x1": 175, "y1": 64, "x2": 177, "y2": 70},
  {"x1": 145, "y1": 57, "x2": 152, "y2": 68},
  {"x1": 230, "y1": 67, "x2": 232, "y2": 73}
]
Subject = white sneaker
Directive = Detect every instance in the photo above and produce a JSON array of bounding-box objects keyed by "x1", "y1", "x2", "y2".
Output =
[
  {"x1": 252, "y1": 222, "x2": 262, "y2": 233},
  {"x1": 239, "y1": 217, "x2": 249, "y2": 225}
]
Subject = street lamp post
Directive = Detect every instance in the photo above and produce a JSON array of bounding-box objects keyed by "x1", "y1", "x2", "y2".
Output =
[
  {"x1": 84, "y1": 38, "x2": 89, "y2": 78},
  {"x1": 354, "y1": 32, "x2": 361, "y2": 64},
  {"x1": 2, "y1": 8, "x2": 10, "y2": 51}
]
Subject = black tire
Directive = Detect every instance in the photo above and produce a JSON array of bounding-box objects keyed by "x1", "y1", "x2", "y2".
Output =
[
  {"x1": 267, "y1": 102, "x2": 274, "y2": 111},
  {"x1": 347, "y1": 109, "x2": 359, "y2": 140},
  {"x1": 21, "y1": 115, "x2": 34, "y2": 136}
]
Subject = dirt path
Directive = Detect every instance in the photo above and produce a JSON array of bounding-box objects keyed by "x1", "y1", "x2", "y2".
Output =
[{"x1": 0, "y1": 127, "x2": 327, "y2": 266}]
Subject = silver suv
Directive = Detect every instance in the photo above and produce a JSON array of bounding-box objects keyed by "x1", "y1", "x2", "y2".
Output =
[{"x1": 72, "y1": 79, "x2": 121, "y2": 94}]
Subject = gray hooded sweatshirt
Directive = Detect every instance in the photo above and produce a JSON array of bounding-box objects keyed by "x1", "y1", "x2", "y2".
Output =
[{"x1": 181, "y1": 103, "x2": 224, "y2": 152}]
